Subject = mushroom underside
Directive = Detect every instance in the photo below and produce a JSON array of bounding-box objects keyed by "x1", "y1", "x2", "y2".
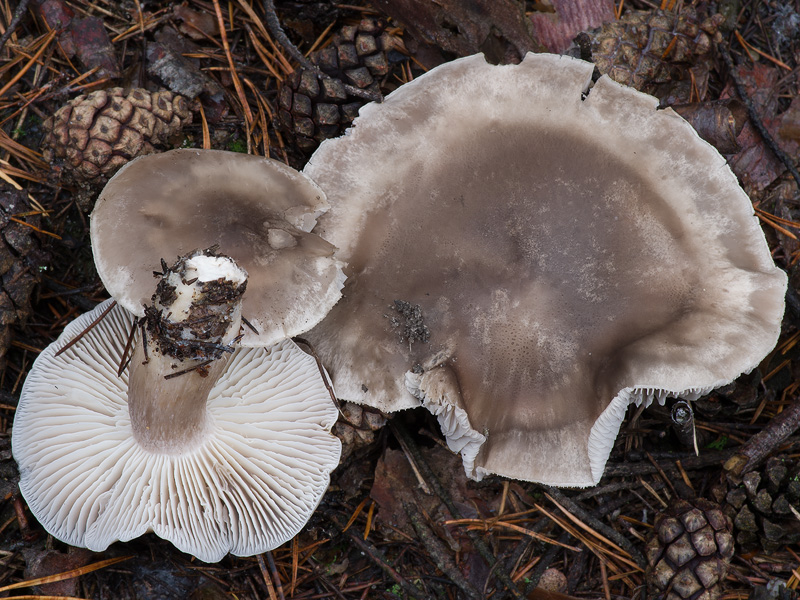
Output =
[
  {"x1": 302, "y1": 53, "x2": 786, "y2": 487},
  {"x1": 13, "y1": 300, "x2": 341, "y2": 562}
]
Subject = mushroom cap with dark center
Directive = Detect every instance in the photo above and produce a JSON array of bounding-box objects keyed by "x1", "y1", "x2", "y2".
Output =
[
  {"x1": 302, "y1": 53, "x2": 787, "y2": 486},
  {"x1": 91, "y1": 149, "x2": 345, "y2": 347}
]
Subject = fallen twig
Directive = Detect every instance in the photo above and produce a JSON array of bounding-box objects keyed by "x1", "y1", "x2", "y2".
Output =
[
  {"x1": 604, "y1": 448, "x2": 736, "y2": 478},
  {"x1": 544, "y1": 487, "x2": 647, "y2": 569},
  {"x1": 323, "y1": 508, "x2": 428, "y2": 600},
  {"x1": 724, "y1": 398, "x2": 800, "y2": 479},
  {"x1": 403, "y1": 501, "x2": 483, "y2": 600},
  {"x1": 0, "y1": 0, "x2": 32, "y2": 56},
  {"x1": 389, "y1": 420, "x2": 526, "y2": 599}
]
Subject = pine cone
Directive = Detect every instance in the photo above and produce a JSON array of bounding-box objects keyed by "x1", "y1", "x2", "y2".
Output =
[
  {"x1": 276, "y1": 18, "x2": 402, "y2": 153},
  {"x1": 0, "y1": 187, "x2": 49, "y2": 369},
  {"x1": 333, "y1": 401, "x2": 386, "y2": 461},
  {"x1": 42, "y1": 87, "x2": 192, "y2": 184},
  {"x1": 646, "y1": 497, "x2": 735, "y2": 600},
  {"x1": 719, "y1": 456, "x2": 800, "y2": 553},
  {"x1": 588, "y1": 8, "x2": 723, "y2": 91}
]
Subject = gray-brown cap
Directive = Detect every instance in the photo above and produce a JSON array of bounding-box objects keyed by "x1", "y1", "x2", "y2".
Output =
[
  {"x1": 90, "y1": 148, "x2": 345, "y2": 346},
  {"x1": 12, "y1": 299, "x2": 341, "y2": 562},
  {"x1": 302, "y1": 53, "x2": 787, "y2": 487}
]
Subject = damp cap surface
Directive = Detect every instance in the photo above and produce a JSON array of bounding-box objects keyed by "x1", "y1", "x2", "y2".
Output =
[
  {"x1": 90, "y1": 148, "x2": 346, "y2": 347},
  {"x1": 302, "y1": 52, "x2": 787, "y2": 487}
]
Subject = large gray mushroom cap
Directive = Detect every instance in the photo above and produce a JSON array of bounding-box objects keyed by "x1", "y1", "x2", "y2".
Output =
[
  {"x1": 90, "y1": 148, "x2": 345, "y2": 347},
  {"x1": 302, "y1": 53, "x2": 787, "y2": 487},
  {"x1": 12, "y1": 299, "x2": 341, "y2": 562}
]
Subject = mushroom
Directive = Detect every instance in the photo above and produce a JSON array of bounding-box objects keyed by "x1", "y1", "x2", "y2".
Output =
[
  {"x1": 90, "y1": 148, "x2": 345, "y2": 346},
  {"x1": 12, "y1": 249, "x2": 341, "y2": 562},
  {"x1": 302, "y1": 53, "x2": 787, "y2": 487}
]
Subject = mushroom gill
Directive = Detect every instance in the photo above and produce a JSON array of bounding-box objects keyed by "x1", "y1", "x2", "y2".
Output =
[{"x1": 13, "y1": 291, "x2": 341, "y2": 562}]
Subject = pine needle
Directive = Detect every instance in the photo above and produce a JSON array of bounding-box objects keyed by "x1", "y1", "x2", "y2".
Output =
[{"x1": 0, "y1": 555, "x2": 133, "y2": 593}]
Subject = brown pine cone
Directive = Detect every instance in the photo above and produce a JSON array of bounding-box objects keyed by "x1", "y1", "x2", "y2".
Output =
[
  {"x1": 333, "y1": 401, "x2": 386, "y2": 461},
  {"x1": 588, "y1": 8, "x2": 723, "y2": 91},
  {"x1": 42, "y1": 87, "x2": 193, "y2": 184},
  {"x1": 717, "y1": 456, "x2": 800, "y2": 553},
  {"x1": 646, "y1": 497, "x2": 735, "y2": 600},
  {"x1": 0, "y1": 187, "x2": 49, "y2": 370},
  {"x1": 276, "y1": 18, "x2": 402, "y2": 154}
]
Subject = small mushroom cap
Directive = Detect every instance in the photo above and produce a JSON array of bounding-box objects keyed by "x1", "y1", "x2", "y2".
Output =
[
  {"x1": 90, "y1": 149, "x2": 345, "y2": 346},
  {"x1": 303, "y1": 53, "x2": 787, "y2": 486},
  {"x1": 12, "y1": 299, "x2": 341, "y2": 562}
]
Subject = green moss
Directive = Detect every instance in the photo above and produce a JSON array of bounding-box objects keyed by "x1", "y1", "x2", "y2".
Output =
[
  {"x1": 227, "y1": 138, "x2": 247, "y2": 153},
  {"x1": 707, "y1": 435, "x2": 729, "y2": 450}
]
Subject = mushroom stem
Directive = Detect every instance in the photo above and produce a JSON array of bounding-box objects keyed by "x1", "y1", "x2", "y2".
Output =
[{"x1": 128, "y1": 250, "x2": 247, "y2": 453}]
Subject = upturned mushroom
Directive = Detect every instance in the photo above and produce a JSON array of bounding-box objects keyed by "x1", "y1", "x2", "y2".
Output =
[
  {"x1": 90, "y1": 148, "x2": 345, "y2": 346},
  {"x1": 13, "y1": 249, "x2": 341, "y2": 562},
  {"x1": 302, "y1": 53, "x2": 787, "y2": 487}
]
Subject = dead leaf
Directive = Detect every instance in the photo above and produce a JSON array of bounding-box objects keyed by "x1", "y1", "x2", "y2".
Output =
[
  {"x1": 173, "y1": 5, "x2": 220, "y2": 40},
  {"x1": 370, "y1": 444, "x2": 481, "y2": 538},
  {"x1": 370, "y1": 447, "x2": 422, "y2": 534},
  {"x1": 23, "y1": 547, "x2": 94, "y2": 597},
  {"x1": 672, "y1": 100, "x2": 743, "y2": 154},
  {"x1": 728, "y1": 122, "x2": 785, "y2": 192},
  {"x1": 722, "y1": 63, "x2": 788, "y2": 191},
  {"x1": 767, "y1": 179, "x2": 800, "y2": 268},
  {"x1": 36, "y1": 0, "x2": 74, "y2": 28},
  {"x1": 68, "y1": 17, "x2": 120, "y2": 79},
  {"x1": 778, "y1": 95, "x2": 800, "y2": 154},
  {"x1": 147, "y1": 39, "x2": 206, "y2": 98},
  {"x1": 147, "y1": 27, "x2": 227, "y2": 121},
  {"x1": 35, "y1": 0, "x2": 76, "y2": 55}
]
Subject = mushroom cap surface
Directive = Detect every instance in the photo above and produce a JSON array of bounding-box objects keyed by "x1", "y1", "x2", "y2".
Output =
[
  {"x1": 91, "y1": 148, "x2": 345, "y2": 346},
  {"x1": 302, "y1": 53, "x2": 787, "y2": 487},
  {"x1": 12, "y1": 299, "x2": 341, "y2": 562}
]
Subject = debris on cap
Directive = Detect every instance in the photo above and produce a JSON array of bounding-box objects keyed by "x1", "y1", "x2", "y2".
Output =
[{"x1": 90, "y1": 148, "x2": 345, "y2": 347}]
